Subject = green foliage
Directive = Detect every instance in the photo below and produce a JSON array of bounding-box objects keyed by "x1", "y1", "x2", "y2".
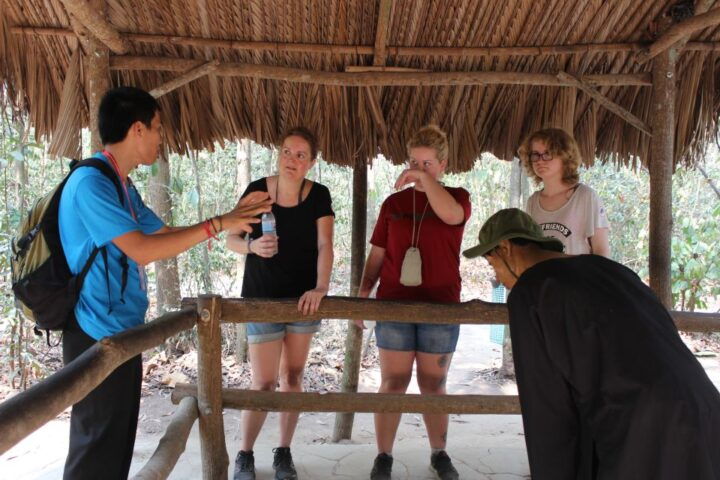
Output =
[
  {"x1": 1, "y1": 113, "x2": 719, "y2": 388},
  {"x1": 583, "y1": 156, "x2": 720, "y2": 311}
]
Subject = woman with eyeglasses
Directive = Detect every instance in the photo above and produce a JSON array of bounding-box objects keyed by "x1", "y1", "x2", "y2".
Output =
[
  {"x1": 355, "y1": 125, "x2": 471, "y2": 480},
  {"x1": 518, "y1": 128, "x2": 610, "y2": 256}
]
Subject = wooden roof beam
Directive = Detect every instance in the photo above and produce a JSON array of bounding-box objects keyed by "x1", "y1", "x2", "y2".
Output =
[
  {"x1": 345, "y1": 66, "x2": 431, "y2": 73},
  {"x1": 557, "y1": 72, "x2": 652, "y2": 136},
  {"x1": 372, "y1": 0, "x2": 394, "y2": 66},
  {"x1": 149, "y1": 60, "x2": 220, "y2": 98},
  {"x1": 60, "y1": 0, "x2": 130, "y2": 54},
  {"x1": 637, "y1": 7, "x2": 720, "y2": 63},
  {"x1": 13, "y1": 26, "x2": 720, "y2": 58},
  {"x1": 110, "y1": 57, "x2": 653, "y2": 87}
]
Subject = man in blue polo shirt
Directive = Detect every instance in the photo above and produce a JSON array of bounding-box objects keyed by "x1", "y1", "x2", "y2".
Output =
[{"x1": 58, "y1": 86, "x2": 271, "y2": 480}]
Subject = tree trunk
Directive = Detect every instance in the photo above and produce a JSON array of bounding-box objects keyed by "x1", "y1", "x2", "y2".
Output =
[
  {"x1": 149, "y1": 152, "x2": 181, "y2": 315},
  {"x1": 234, "y1": 140, "x2": 252, "y2": 364},
  {"x1": 266, "y1": 147, "x2": 274, "y2": 176},
  {"x1": 189, "y1": 151, "x2": 213, "y2": 293},
  {"x1": 15, "y1": 119, "x2": 30, "y2": 389},
  {"x1": 332, "y1": 163, "x2": 367, "y2": 442}
]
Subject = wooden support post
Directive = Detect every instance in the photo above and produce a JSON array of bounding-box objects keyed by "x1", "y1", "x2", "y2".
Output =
[
  {"x1": 332, "y1": 163, "x2": 368, "y2": 442},
  {"x1": 196, "y1": 294, "x2": 228, "y2": 479},
  {"x1": 350, "y1": 166, "x2": 368, "y2": 304},
  {"x1": 234, "y1": 140, "x2": 252, "y2": 364},
  {"x1": 648, "y1": 48, "x2": 677, "y2": 308},
  {"x1": 80, "y1": 0, "x2": 111, "y2": 153}
]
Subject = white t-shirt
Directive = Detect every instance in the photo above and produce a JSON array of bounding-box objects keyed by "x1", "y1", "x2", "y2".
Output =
[{"x1": 525, "y1": 183, "x2": 609, "y2": 255}]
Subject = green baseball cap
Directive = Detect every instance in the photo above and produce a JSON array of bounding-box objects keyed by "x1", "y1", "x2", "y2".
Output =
[{"x1": 463, "y1": 208, "x2": 564, "y2": 258}]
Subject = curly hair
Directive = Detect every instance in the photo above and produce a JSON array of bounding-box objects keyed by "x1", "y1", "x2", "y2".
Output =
[
  {"x1": 406, "y1": 124, "x2": 449, "y2": 163},
  {"x1": 517, "y1": 128, "x2": 581, "y2": 185}
]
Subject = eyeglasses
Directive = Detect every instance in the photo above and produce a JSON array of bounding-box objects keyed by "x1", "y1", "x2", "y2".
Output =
[{"x1": 529, "y1": 151, "x2": 554, "y2": 163}]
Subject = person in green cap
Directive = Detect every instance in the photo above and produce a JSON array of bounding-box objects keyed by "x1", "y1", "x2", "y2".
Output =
[{"x1": 464, "y1": 208, "x2": 720, "y2": 480}]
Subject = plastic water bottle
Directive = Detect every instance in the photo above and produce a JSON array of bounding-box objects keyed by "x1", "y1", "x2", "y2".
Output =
[{"x1": 261, "y1": 211, "x2": 278, "y2": 254}]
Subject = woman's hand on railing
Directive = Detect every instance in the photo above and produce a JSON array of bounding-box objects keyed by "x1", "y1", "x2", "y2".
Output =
[{"x1": 298, "y1": 287, "x2": 328, "y2": 315}]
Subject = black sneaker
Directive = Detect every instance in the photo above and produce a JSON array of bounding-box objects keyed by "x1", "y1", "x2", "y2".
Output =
[
  {"x1": 233, "y1": 450, "x2": 255, "y2": 480},
  {"x1": 430, "y1": 451, "x2": 459, "y2": 480},
  {"x1": 273, "y1": 447, "x2": 298, "y2": 480},
  {"x1": 370, "y1": 453, "x2": 393, "y2": 480}
]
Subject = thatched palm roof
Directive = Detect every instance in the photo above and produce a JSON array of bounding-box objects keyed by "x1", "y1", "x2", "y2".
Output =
[{"x1": 1, "y1": 0, "x2": 720, "y2": 171}]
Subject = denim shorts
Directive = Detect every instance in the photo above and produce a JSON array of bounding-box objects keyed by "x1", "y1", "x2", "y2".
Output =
[
  {"x1": 246, "y1": 320, "x2": 322, "y2": 344},
  {"x1": 374, "y1": 322, "x2": 460, "y2": 354}
]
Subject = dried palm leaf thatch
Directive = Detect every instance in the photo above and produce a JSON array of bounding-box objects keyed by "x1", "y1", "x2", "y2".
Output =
[
  {"x1": 2, "y1": 0, "x2": 720, "y2": 171},
  {"x1": 48, "y1": 47, "x2": 85, "y2": 159}
]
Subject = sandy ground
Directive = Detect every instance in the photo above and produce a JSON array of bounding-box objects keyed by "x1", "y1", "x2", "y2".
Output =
[{"x1": 2, "y1": 325, "x2": 719, "y2": 479}]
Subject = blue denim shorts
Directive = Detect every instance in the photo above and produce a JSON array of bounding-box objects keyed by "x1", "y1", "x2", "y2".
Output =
[
  {"x1": 246, "y1": 320, "x2": 321, "y2": 344},
  {"x1": 374, "y1": 322, "x2": 460, "y2": 354}
]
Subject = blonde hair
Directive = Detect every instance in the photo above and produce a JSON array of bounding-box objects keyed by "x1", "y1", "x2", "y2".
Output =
[
  {"x1": 406, "y1": 125, "x2": 449, "y2": 163},
  {"x1": 518, "y1": 128, "x2": 582, "y2": 184}
]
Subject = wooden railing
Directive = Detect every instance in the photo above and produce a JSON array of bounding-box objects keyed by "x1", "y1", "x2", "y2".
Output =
[{"x1": 1, "y1": 295, "x2": 719, "y2": 480}]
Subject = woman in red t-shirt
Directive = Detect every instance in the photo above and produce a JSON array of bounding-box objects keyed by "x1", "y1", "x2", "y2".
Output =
[{"x1": 356, "y1": 125, "x2": 471, "y2": 480}]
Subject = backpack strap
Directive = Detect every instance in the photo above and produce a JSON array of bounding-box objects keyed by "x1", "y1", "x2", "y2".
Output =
[
  {"x1": 71, "y1": 157, "x2": 131, "y2": 310},
  {"x1": 70, "y1": 158, "x2": 124, "y2": 206},
  {"x1": 100, "y1": 247, "x2": 113, "y2": 314}
]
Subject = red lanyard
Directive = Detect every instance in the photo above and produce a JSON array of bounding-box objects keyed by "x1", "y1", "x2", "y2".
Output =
[
  {"x1": 103, "y1": 150, "x2": 137, "y2": 221},
  {"x1": 102, "y1": 150, "x2": 146, "y2": 290}
]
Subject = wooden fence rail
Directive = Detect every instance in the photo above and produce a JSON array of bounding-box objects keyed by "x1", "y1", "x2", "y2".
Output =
[
  {"x1": 0, "y1": 308, "x2": 197, "y2": 455},
  {"x1": 131, "y1": 396, "x2": 199, "y2": 480},
  {"x1": 1, "y1": 295, "x2": 719, "y2": 479},
  {"x1": 172, "y1": 383, "x2": 522, "y2": 415},
  {"x1": 182, "y1": 296, "x2": 720, "y2": 332}
]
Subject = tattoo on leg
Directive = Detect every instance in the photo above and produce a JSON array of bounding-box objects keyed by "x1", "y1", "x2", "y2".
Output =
[
  {"x1": 437, "y1": 354, "x2": 449, "y2": 368},
  {"x1": 437, "y1": 375, "x2": 447, "y2": 389}
]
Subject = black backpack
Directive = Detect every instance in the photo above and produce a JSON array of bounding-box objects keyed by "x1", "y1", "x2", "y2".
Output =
[{"x1": 11, "y1": 158, "x2": 127, "y2": 343}]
